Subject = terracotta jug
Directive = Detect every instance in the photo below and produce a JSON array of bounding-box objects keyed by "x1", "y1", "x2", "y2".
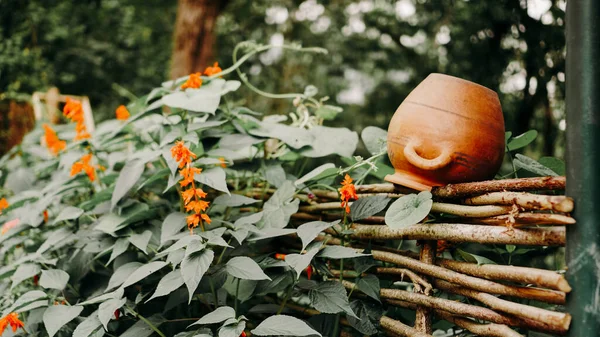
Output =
[{"x1": 385, "y1": 73, "x2": 505, "y2": 191}]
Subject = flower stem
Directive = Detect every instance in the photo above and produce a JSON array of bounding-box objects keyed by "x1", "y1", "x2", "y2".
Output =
[{"x1": 125, "y1": 305, "x2": 166, "y2": 337}]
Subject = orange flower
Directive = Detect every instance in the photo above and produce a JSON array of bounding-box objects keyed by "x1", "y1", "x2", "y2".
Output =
[
  {"x1": 33, "y1": 274, "x2": 39, "y2": 286},
  {"x1": 186, "y1": 213, "x2": 211, "y2": 233},
  {"x1": 179, "y1": 167, "x2": 202, "y2": 187},
  {"x1": 305, "y1": 265, "x2": 313, "y2": 280},
  {"x1": 436, "y1": 240, "x2": 453, "y2": 254},
  {"x1": 63, "y1": 98, "x2": 90, "y2": 140},
  {"x1": 181, "y1": 73, "x2": 203, "y2": 89},
  {"x1": 0, "y1": 198, "x2": 8, "y2": 214},
  {"x1": 241, "y1": 332, "x2": 247, "y2": 337},
  {"x1": 171, "y1": 141, "x2": 197, "y2": 168},
  {"x1": 204, "y1": 62, "x2": 222, "y2": 77},
  {"x1": 1, "y1": 218, "x2": 19, "y2": 235},
  {"x1": 115, "y1": 105, "x2": 130, "y2": 120},
  {"x1": 0, "y1": 312, "x2": 25, "y2": 334},
  {"x1": 181, "y1": 188, "x2": 207, "y2": 204},
  {"x1": 185, "y1": 200, "x2": 210, "y2": 213},
  {"x1": 43, "y1": 210, "x2": 49, "y2": 223},
  {"x1": 71, "y1": 153, "x2": 97, "y2": 182},
  {"x1": 218, "y1": 157, "x2": 227, "y2": 168},
  {"x1": 339, "y1": 174, "x2": 358, "y2": 213},
  {"x1": 42, "y1": 124, "x2": 66, "y2": 155},
  {"x1": 274, "y1": 253, "x2": 286, "y2": 260}
]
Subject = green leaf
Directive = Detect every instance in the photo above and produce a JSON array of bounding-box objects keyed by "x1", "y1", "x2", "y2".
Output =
[
  {"x1": 285, "y1": 248, "x2": 320, "y2": 280},
  {"x1": 181, "y1": 246, "x2": 214, "y2": 303},
  {"x1": 252, "y1": 315, "x2": 321, "y2": 336},
  {"x1": 538, "y1": 157, "x2": 566, "y2": 175},
  {"x1": 505, "y1": 131, "x2": 513, "y2": 142},
  {"x1": 315, "y1": 105, "x2": 343, "y2": 121},
  {"x1": 161, "y1": 212, "x2": 187, "y2": 245},
  {"x1": 53, "y1": 206, "x2": 84, "y2": 224},
  {"x1": 247, "y1": 228, "x2": 297, "y2": 242},
  {"x1": 226, "y1": 256, "x2": 271, "y2": 280},
  {"x1": 73, "y1": 311, "x2": 103, "y2": 337},
  {"x1": 43, "y1": 305, "x2": 84, "y2": 337},
  {"x1": 302, "y1": 126, "x2": 359, "y2": 158},
  {"x1": 261, "y1": 181, "x2": 299, "y2": 229},
  {"x1": 514, "y1": 154, "x2": 558, "y2": 177},
  {"x1": 37, "y1": 228, "x2": 74, "y2": 254},
  {"x1": 196, "y1": 167, "x2": 230, "y2": 194},
  {"x1": 297, "y1": 220, "x2": 340, "y2": 251},
  {"x1": 120, "y1": 314, "x2": 166, "y2": 337},
  {"x1": 264, "y1": 164, "x2": 287, "y2": 188},
  {"x1": 318, "y1": 246, "x2": 370, "y2": 259},
  {"x1": 4, "y1": 290, "x2": 48, "y2": 314},
  {"x1": 385, "y1": 191, "x2": 433, "y2": 229},
  {"x1": 147, "y1": 269, "x2": 185, "y2": 303},
  {"x1": 309, "y1": 281, "x2": 357, "y2": 318},
  {"x1": 295, "y1": 164, "x2": 336, "y2": 186},
  {"x1": 304, "y1": 85, "x2": 319, "y2": 97},
  {"x1": 98, "y1": 297, "x2": 126, "y2": 330},
  {"x1": 128, "y1": 230, "x2": 152, "y2": 254},
  {"x1": 347, "y1": 300, "x2": 382, "y2": 335},
  {"x1": 223, "y1": 276, "x2": 257, "y2": 302},
  {"x1": 506, "y1": 245, "x2": 516, "y2": 253},
  {"x1": 356, "y1": 275, "x2": 381, "y2": 302},
  {"x1": 162, "y1": 87, "x2": 221, "y2": 114},
  {"x1": 507, "y1": 130, "x2": 538, "y2": 151},
  {"x1": 190, "y1": 306, "x2": 236, "y2": 326},
  {"x1": 39, "y1": 269, "x2": 70, "y2": 290},
  {"x1": 213, "y1": 194, "x2": 259, "y2": 207},
  {"x1": 111, "y1": 160, "x2": 145, "y2": 208},
  {"x1": 106, "y1": 262, "x2": 143, "y2": 290},
  {"x1": 11, "y1": 263, "x2": 40, "y2": 289},
  {"x1": 350, "y1": 195, "x2": 391, "y2": 221},
  {"x1": 188, "y1": 120, "x2": 228, "y2": 132},
  {"x1": 219, "y1": 320, "x2": 246, "y2": 337},
  {"x1": 456, "y1": 249, "x2": 496, "y2": 265},
  {"x1": 249, "y1": 122, "x2": 313, "y2": 149},
  {"x1": 361, "y1": 126, "x2": 387, "y2": 155},
  {"x1": 108, "y1": 238, "x2": 129, "y2": 265},
  {"x1": 122, "y1": 261, "x2": 168, "y2": 288},
  {"x1": 353, "y1": 256, "x2": 378, "y2": 274}
]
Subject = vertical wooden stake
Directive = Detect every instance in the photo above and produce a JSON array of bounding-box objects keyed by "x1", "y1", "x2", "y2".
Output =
[{"x1": 414, "y1": 240, "x2": 436, "y2": 334}]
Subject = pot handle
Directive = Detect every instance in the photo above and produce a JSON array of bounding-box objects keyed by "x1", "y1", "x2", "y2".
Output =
[{"x1": 403, "y1": 140, "x2": 452, "y2": 171}]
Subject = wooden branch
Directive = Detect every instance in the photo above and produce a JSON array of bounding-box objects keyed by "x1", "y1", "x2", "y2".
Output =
[
  {"x1": 380, "y1": 316, "x2": 432, "y2": 337},
  {"x1": 436, "y1": 259, "x2": 571, "y2": 292},
  {"x1": 434, "y1": 310, "x2": 523, "y2": 337},
  {"x1": 414, "y1": 241, "x2": 436, "y2": 334},
  {"x1": 463, "y1": 192, "x2": 574, "y2": 212},
  {"x1": 342, "y1": 280, "x2": 566, "y2": 334},
  {"x1": 431, "y1": 176, "x2": 566, "y2": 198},
  {"x1": 434, "y1": 280, "x2": 571, "y2": 332},
  {"x1": 341, "y1": 223, "x2": 565, "y2": 246},
  {"x1": 369, "y1": 250, "x2": 565, "y2": 304},
  {"x1": 291, "y1": 212, "x2": 386, "y2": 224},
  {"x1": 314, "y1": 233, "x2": 570, "y2": 292},
  {"x1": 330, "y1": 268, "x2": 432, "y2": 295},
  {"x1": 431, "y1": 203, "x2": 514, "y2": 217},
  {"x1": 461, "y1": 213, "x2": 576, "y2": 227}
]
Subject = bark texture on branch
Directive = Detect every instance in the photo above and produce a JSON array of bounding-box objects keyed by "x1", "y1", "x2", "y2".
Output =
[
  {"x1": 431, "y1": 176, "x2": 566, "y2": 198},
  {"x1": 370, "y1": 250, "x2": 565, "y2": 304},
  {"x1": 463, "y1": 192, "x2": 574, "y2": 212},
  {"x1": 341, "y1": 223, "x2": 565, "y2": 246},
  {"x1": 436, "y1": 258, "x2": 571, "y2": 292},
  {"x1": 414, "y1": 241, "x2": 436, "y2": 334},
  {"x1": 342, "y1": 280, "x2": 566, "y2": 334},
  {"x1": 435, "y1": 280, "x2": 571, "y2": 332},
  {"x1": 430, "y1": 203, "x2": 514, "y2": 217},
  {"x1": 380, "y1": 316, "x2": 432, "y2": 337},
  {"x1": 434, "y1": 310, "x2": 523, "y2": 337},
  {"x1": 462, "y1": 213, "x2": 575, "y2": 226}
]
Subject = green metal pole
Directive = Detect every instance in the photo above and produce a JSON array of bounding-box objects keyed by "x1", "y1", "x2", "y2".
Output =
[{"x1": 566, "y1": 1, "x2": 600, "y2": 336}]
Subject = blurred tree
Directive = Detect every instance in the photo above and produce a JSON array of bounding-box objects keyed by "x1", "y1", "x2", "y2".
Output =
[{"x1": 170, "y1": 0, "x2": 230, "y2": 79}]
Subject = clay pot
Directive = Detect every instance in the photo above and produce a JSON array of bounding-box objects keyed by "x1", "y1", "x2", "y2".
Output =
[{"x1": 385, "y1": 73, "x2": 505, "y2": 191}]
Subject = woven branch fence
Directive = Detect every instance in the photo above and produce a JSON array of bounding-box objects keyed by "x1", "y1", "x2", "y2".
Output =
[{"x1": 245, "y1": 176, "x2": 571, "y2": 337}]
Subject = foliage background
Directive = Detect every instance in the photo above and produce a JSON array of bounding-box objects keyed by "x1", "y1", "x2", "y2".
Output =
[{"x1": 0, "y1": 0, "x2": 566, "y2": 157}]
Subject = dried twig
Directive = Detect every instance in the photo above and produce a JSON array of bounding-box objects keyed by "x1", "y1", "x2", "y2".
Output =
[
  {"x1": 434, "y1": 280, "x2": 571, "y2": 332},
  {"x1": 369, "y1": 250, "x2": 565, "y2": 304},
  {"x1": 460, "y1": 213, "x2": 575, "y2": 227},
  {"x1": 463, "y1": 192, "x2": 574, "y2": 212},
  {"x1": 329, "y1": 268, "x2": 432, "y2": 295},
  {"x1": 431, "y1": 176, "x2": 566, "y2": 198},
  {"x1": 339, "y1": 223, "x2": 565, "y2": 246},
  {"x1": 430, "y1": 203, "x2": 514, "y2": 217}
]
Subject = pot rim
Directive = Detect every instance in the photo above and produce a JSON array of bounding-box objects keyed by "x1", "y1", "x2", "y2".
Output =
[{"x1": 426, "y1": 73, "x2": 498, "y2": 97}]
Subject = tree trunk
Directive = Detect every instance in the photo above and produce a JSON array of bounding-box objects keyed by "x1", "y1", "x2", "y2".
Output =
[{"x1": 170, "y1": 0, "x2": 228, "y2": 79}]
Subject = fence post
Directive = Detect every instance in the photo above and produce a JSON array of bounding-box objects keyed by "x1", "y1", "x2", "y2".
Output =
[{"x1": 565, "y1": 1, "x2": 600, "y2": 336}]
